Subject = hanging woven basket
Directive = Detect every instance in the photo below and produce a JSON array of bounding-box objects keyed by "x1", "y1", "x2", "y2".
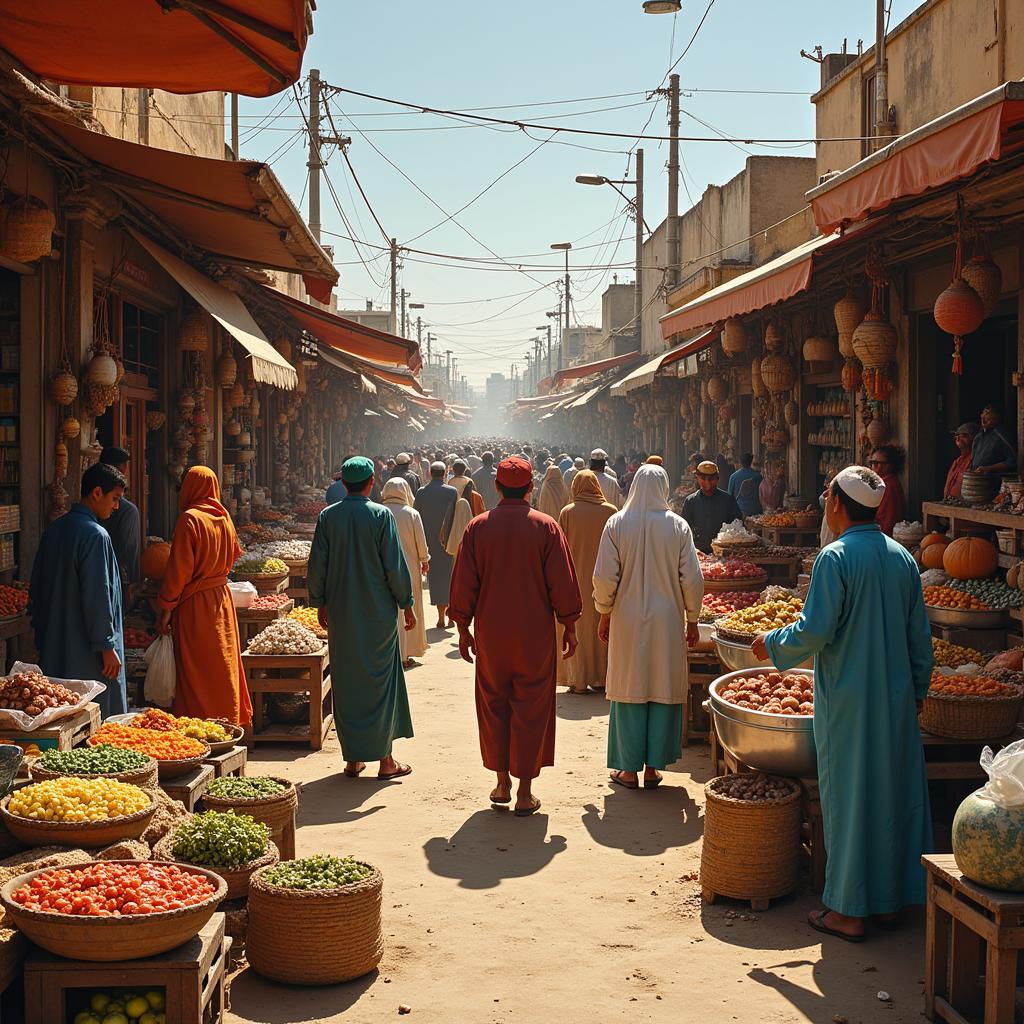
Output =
[
  {"x1": 51, "y1": 369, "x2": 78, "y2": 407},
  {"x1": 961, "y1": 255, "x2": 1001, "y2": 317},
  {"x1": 178, "y1": 307, "x2": 210, "y2": 352},
  {"x1": 934, "y1": 278, "x2": 984, "y2": 338},
  {"x1": 177, "y1": 392, "x2": 196, "y2": 418},
  {"x1": 721, "y1": 318, "x2": 748, "y2": 357},
  {"x1": 783, "y1": 400, "x2": 799, "y2": 426},
  {"x1": 61, "y1": 416, "x2": 80, "y2": 440},
  {"x1": 760, "y1": 353, "x2": 796, "y2": 393},
  {"x1": 1, "y1": 196, "x2": 55, "y2": 263},
  {"x1": 225, "y1": 418, "x2": 242, "y2": 437},
  {"x1": 216, "y1": 352, "x2": 238, "y2": 388},
  {"x1": 764, "y1": 323, "x2": 784, "y2": 353},
  {"x1": 852, "y1": 311, "x2": 897, "y2": 370},
  {"x1": 834, "y1": 290, "x2": 865, "y2": 358},
  {"x1": 866, "y1": 416, "x2": 891, "y2": 447},
  {"x1": 750, "y1": 356, "x2": 766, "y2": 398},
  {"x1": 85, "y1": 352, "x2": 118, "y2": 386},
  {"x1": 707, "y1": 376, "x2": 728, "y2": 403},
  {"x1": 802, "y1": 334, "x2": 837, "y2": 373}
]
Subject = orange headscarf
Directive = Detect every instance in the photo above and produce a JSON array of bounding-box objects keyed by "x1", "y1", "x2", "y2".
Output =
[
  {"x1": 571, "y1": 469, "x2": 609, "y2": 505},
  {"x1": 179, "y1": 466, "x2": 230, "y2": 519}
]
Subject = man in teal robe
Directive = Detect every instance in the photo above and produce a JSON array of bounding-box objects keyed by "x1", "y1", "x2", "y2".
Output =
[
  {"x1": 310, "y1": 456, "x2": 416, "y2": 780},
  {"x1": 753, "y1": 465, "x2": 932, "y2": 942}
]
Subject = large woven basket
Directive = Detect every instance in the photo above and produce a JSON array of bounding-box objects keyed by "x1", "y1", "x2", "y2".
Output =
[
  {"x1": 29, "y1": 758, "x2": 158, "y2": 790},
  {"x1": 200, "y1": 777, "x2": 298, "y2": 856},
  {"x1": 247, "y1": 861, "x2": 383, "y2": 984},
  {"x1": 700, "y1": 774, "x2": 801, "y2": 902},
  {"x1": 153, "y1": 833, "x2": 279, "y2": 901},
  {"x1": 0, "y1": 793, "x2": 156, "y2": 849},
  {"x1": 919, "y1": 688, "x2": 1023, "y2": 741}
]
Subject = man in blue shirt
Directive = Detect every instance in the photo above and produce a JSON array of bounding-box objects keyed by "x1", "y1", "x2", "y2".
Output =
[
  {"x1": 972, "y1": 404, "x2": 1017, "y2": 477},
  {"x1": 727, "y1": 453, "x2": 763, "y2": 517}
]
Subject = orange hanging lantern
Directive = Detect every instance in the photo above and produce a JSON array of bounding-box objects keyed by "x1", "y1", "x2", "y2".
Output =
[
  {"x1": 934, "y1": 279, "x2": 984, "y2": 375},
  {"x1": 841, "y1": 357, "x2": 861, "y2": 393}
]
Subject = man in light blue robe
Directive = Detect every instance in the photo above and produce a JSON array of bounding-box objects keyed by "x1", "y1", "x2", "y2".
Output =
[
  {"x1": 29, "y1": 463, "x2": 128, "y2": 718},
  {"x1": 754, "y1": 465, "x2": 932, "y2": 943}
]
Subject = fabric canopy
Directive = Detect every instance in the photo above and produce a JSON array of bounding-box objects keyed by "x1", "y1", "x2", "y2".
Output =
[
  {"x1": 565, "y1": 384, "x2": 606, "y2": 409},
  {"x1": 1, "y1": 2, "x2": 310, "y2": 97},
  {"x1": 552, "y1": 350, "x2": 639, "y2": 387},
  {"x1": 262, "y1": 286, "x2": 421, "y2": 370},
  {"x1": 809, "y1": 82, "x2": 1024, "y2": 235},
  {"x1": 40, "y1": 114, "x2": 336, "y2": 303},
  {"x1": 131, "y1": 231, "x2": 296, "y2": 389},
  {"x1": 514, "y1": 389, "x2": 584, "y2": 410},
  {"x1": 408, "y1": 416, "x2": 425, "y2": 433},
  {"x1": 612, "y1": 328, "x2": 718, "y2": 395}
]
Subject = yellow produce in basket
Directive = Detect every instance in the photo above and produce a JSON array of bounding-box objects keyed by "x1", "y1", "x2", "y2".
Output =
[{"x1": 8, "y1": 777, "x2": 149, "y2": 822}]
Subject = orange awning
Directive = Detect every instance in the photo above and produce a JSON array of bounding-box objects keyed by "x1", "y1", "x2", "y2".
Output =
[
  {"x1": 552, "y1": 351, "x2": 639, "y2": 388},
  {"x1": 38, "y1": 113, "x2": 336, "y2": 303},
  {"x1": 264, "y1": 287, "x2": 421, "y2": 371},
  {"x1": 612, "y1": 328, "x2": 718, "y2": 395},
  {"x1": 1, "y1": 1, "x2": 310, "y2": 97},
  {"x1": 808, "y1": 82, "x2": 1024, "y2": 235}
]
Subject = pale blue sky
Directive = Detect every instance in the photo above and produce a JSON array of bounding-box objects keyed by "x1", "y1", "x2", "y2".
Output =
[{"x1": 237, "y1": 1, "x2": 920, "y2": 386}]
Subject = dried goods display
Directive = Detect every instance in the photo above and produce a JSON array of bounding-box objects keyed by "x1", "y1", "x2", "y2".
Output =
[
  {"x1": 0, "y1": 671, "x2": 81, "y2": 715},
  {"x1": 293, "y1": 500, "x2": 327, "y2": 522},
  {"x1": 923, "y1": 585, "x2": 991, "y2": 610},
  {"x1": 288, "y1": 605, "x2": 327, "y2": 637},
  {"x1": 714, "y1": 520, "x2": 761, "y2": 545},
  {"x1": 700, "y1": 554, "x2": 767, "y2": 581},
  {"x1": 248, "y1": 592, "x2": 293, "y2": 611},
  {"x1": 948, "y1": 577, "x2": 1024, "y2": 609},
  {"x1": 34, "y1": 745, "x2": 150, "y2": 776},
  {"x1": 0, "y1": 583, "x2": 29, "y2": 617},
  {"x1": 716, "y1": 670, "x2": 814, "y2": 715},
  {"x1": 234, "y1": 556, "x2": 288, "y2": 576},
  {"x1": 10, "y1": 861, "x2": 217, "y2": 915},
  {"x1": 932, "y1": 638, "x2": 985, "y2": 668},
  {"x1": 90, "y1": 723, "x2": 207, "y2": 760},
  {"x1": 206, "y1": 775, "x2": 288, "y2": 800},
  {"x1": 757, "y1": 584, "x2": 802, "y2": 604},
  {"x1": 253, "y1": 508, "x2": 289, "y2": 523},
  {"x1": 127, "y1": 707, "x2": 231, "y2": 743},
  {"x1": 708, "y1": 774, "x2": 797, "y2": 802},
  {"x1": 7, "y1": 777, "x2": 150, "y2": 821},
  {"x1": 757, "y1": 509, "x2": 819, "y2": 527},
  {"x1": 247, "y1": 618, "x2": 324, "y2": 655},
  {"x1": 717, "y1": 598, "x2": 804, "y2": 637},
  {"x1": 240, "y1": 539, "x2": 312, "y2": 562},
  {"x1": 171, "y1": 810, "x2": 271, "y2": 870},
  {"x1": 262, "y1": 854, "x2": 373, "y2": 890},
  {"x1": 928, "y1": 674, "x2": 1018, "y2": 698},
  {"x1": 701, "y1": 591, "x2": 760, "y2": 617}
]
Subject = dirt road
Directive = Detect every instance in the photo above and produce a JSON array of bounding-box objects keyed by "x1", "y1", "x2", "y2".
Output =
[{"x1": 228, "y1": 628, "x2": 926, "y2": 1023}]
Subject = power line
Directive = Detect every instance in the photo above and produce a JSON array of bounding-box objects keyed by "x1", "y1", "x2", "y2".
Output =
[{"x1": 662, "y1": 0, "x2": 719, "y2": 82}]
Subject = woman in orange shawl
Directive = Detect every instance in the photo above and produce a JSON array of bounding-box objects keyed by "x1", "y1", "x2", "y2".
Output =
[
  {"x1": 558, "y1": 470, "x2": 617, "y2": 693},
  {"x1": 157, "y1": 467, "x2": 252, "y2": 725}
]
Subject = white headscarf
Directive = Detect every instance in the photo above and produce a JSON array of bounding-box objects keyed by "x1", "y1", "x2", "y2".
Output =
[
  {"x1": 382, "y1": 478, "x2": 414, "y2": 506},
  {"x1": 620, "y1": 464, "x2": 671, "y2": 515},
  {"x1": 445, "y1": 497, "x2": 473, "y2": 557}
]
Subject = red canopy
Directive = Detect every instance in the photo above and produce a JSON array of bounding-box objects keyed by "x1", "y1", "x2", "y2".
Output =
[
  {"x1": 0, "y1": 1, "x2": 310, "y2": 97},
  {"x1": 552, "y1": 351, "x2": 639, "y2": 388}
]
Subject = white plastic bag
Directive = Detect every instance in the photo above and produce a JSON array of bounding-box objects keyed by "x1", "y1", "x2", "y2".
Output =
[
  {"x1": 229, "y1": 581, "x2": 258, "y2": 609},
  {"x1": 977, "y1": 739, "x2": 1024, "y2": 808},
  {"x1": 144, "y1": 635, "x2": 176, "y2": 708}
]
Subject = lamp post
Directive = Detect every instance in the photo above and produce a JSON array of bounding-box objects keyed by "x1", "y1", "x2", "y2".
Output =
[
  {"x1": 550, "y1": 243, "x2": 572, "y2": 371},
  {"x1": 642, "y1": 0, "x2": 681, "y2": 11},
  {"x1": 576, "y1": 152, "x2": 648, "y2": 346}
]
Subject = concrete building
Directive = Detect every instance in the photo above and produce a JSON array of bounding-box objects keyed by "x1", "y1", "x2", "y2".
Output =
[
  {"x1": 564, "y1": 326, "x2": 602, "y2": 363},
  {"x1": 333, "y1": 302, "x2": 392, "y2": 333}
]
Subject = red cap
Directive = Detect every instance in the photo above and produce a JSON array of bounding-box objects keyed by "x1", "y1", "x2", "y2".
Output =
[{"x1": 496, "y1": 456, "x2": 533, "y2": 489}]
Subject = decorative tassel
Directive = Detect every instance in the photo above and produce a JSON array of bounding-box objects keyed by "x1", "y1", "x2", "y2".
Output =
[{"x1": 952, "y1": 336, "x2": 964, "y2": 375}]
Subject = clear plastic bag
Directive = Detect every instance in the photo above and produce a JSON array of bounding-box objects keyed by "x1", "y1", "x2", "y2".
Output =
[
  {"x1": 0, "y1": 662, "x2": 106, "y2": 731},
  {"x1": 978, "y1": 738, "x2": 1024, "y2": 808},
  {"x1": 144, "y1": 634, "x2": 176, "y2": 708},
  {"x1": 229, "y1": 581, "x2": 258, "y2": 609}
]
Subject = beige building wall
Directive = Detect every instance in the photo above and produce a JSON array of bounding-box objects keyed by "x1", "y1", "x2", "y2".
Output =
[{"x1": 814, "y1": 0, "x2": 1023, "y2": 178}]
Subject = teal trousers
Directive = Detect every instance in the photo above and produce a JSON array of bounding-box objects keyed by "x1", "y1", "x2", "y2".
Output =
[{"x1": 607, "y1": 701, "x2": 683, "y2": 772}]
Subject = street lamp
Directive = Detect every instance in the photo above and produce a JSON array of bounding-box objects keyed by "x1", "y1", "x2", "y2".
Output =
[
  {"x1": 550, "y1": 242, "x2": 572, "y2": 372},
  {"x1": 642, "y1": 1, "x2": 681, "y2": 13},
  {"x1": 576, "y1": 151, "x2": 647, "y2": 345}
]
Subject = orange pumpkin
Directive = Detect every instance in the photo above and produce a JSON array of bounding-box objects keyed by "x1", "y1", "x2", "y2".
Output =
[
  {"x1": 921, "y1": 542, "x2": 949, "y2": 570},
  {"x1": 942, "y1": 536, "x2": 999, "y2": 580},
  {"x1": 140, "y1": 541, "x2": 172, "y2": 581},
  {"x1": 920, "y1": 532, "x2": 948, "y2": 551}
]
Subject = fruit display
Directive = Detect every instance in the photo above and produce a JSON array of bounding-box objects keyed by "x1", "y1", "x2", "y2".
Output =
[
  {"x1": 923, "y1": 585, "x2": 991, "y2": 610},
  {"x1": 35, "y1": 745, "x2": 151, "y2": 776},
  {"x1": 714, "y1": 520, "x2": 762, "y2": 546},
  {"x1": 234, "y1": 556, "x2": 288, "y2": 576},
  {"x1": 928, "y1": 674, "x2": 1018, "y2": 698},
  {"x1": 943, "y1": 536, "x2": 999, "y2": 580},
  {"x1": 700, "y1": 553, "x2": 767, "y2": 581},
  {"x1": 0, "y1": 671, "x2": 82, "y2": 715},
  {"x1": 128, "y1": 708, "x2": 231, "y2": 743},
  {"x1": 932, "y1": 638, "x2": 985, "y2": 668},
  {"x1": 948, "y1": 577, "x2": 1024, "y2": 609},
  {"x1": 262, "y1": 854, "x2": 373, "y2": 890},
  {"x1": 247, "y1": 618, "x2": 324, "y2": 655},
  {"x1": 7, "y1": 777, "x2": 150, "y2": 822},
  {"x1": 0, "y1": 583, "x2": 29, "y2": 618},
  {"x1": 952, "y1": 790, "x2": 1024, "y2": 892},
  {"x1": 123, "y1": 628, "x2": 155, "y2": 650},
  {"x1": 10, "y1": 861, "x2": 217, "y2": 915},
  {"x1": 68, "y1": 988, "x2": 166, "y2": 1024},
  {"x1": 288, "y1": 605, "x2": 327, "y2": 637},
  {"x1": 701, "y1": 591, "x2": 760, "y2": 617},
  {"x1": 716, "y1": 670, "x2": 814, "y2": 715},
  {"x1": 206, "y1": 775, "x2": 288, "y2": 800},
  {"x1": 247, "y1": 592, "x2": 292, "y2": 611},
  {"x1": 170, "y1": 810, "x2": 270, "y2": 870},
  {"x1": 293, "y1": 500, "x2": 327, "y2": 522},
  {"x1": 90, "y1": 724, "x2": 207, "y2": 760},
  {"x1": 708, "y1": 774, "x2": 796, "y2": 802},
  {"x1": 717, "y1": 597, "x2": 804, "y2": 637},
  {"x1": 758, "y1": 509, "x2": 819, "y2": 527},
  {"x1": 253, "y1": 508, "x2": 289, "y2": 523}
]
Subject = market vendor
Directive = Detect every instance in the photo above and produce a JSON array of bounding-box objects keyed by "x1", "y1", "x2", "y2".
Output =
[
  {"x1": 681, "y1": 461, "x2": 741, "y2": 553},
  {"x1": 867, "y1": 445, "x2": 906, "y2": 537},
  {"x1": 943, "y1": 423, "x2": 979, "y2": 499},
  {"x1": 752, "y1": 465, "x2": 932, "y2": 943},
  {"x1": 972, "y1": 403, "x2": 1017, "y2": 476}
]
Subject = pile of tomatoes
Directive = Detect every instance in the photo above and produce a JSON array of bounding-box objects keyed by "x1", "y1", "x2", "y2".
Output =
[
  {"x1": 923, "y1": 585, "x2": 991, "y2": 611},
  {"x1": 702, "y1": 591, "x2": 760, "y2": 617},
  {"x1": 11, "y1": 862, "x2": 217, "y2": 916},
  {"x1": 0, "y1": 584, "x2": 28, "y2": 618},
  {"x1": 928, "y1": 673, "x2": 1017, "y2": 698}
]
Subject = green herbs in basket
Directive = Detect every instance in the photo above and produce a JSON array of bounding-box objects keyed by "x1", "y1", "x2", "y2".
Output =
[
  {"x1": 206, "y1": 775, "x2": 288, "y2": 800},
  {"x1": 171, "y1": 810, "x2": 270, "y2": 870},
  {"x1": 262, "y1": 854, "x2": 373, "y2": 890},
  {"x1": 36, "y1": 744, "x2": 150, "y2": 775}
]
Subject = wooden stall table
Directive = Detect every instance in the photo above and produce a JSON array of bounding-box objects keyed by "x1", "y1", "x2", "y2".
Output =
[
  {"x1": 0, "y1": 614, "x2": 32, "y2": 675},
  {"x1": 203, "y1": 745, "x2": 247, "y2": 779},
  {"x1": 760, "y1": 525, "x2": 821, "y2": 548},
  {"x1": 923, "y1": 854, "x2": 1024, "y2": 1024},
  {"x1": 746, "y1": 552, "x2": 800, "y2": 586},
  {"x1": 283, "y1": 558, "x2": 309, "y2": 605},
  {"x1": 0, "y1": 702, "x2": 101, "y2": 758},
  {"x1": 684, "y1": 651, "x2": 720, "y2": 745},
  {"x1": 243, "y1": 646, "x2": 333, "y2": 750},
  {"x1": 160, "y1": 763, "x2": 214, "y2": 811},
  {"x1": 235, "y1": 599, "x2": 293, "y2": 651},
  {"x1": 24, "y1": 914, "x2": 230, "y2": 1024}
]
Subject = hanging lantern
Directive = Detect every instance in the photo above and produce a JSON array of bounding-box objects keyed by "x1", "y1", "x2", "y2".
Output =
[
  {"x1": 51, "y1": 369, "x2": 78, "y2": 406},
  {"x1": 1, "y1": 196, "x2": 55, "y2": 263},
  {"x1": 852, "y1": 312, "x2": 897, "y2": 370},
  {"x1": 934, "y1": 278, "x2": 984, "y2": 376},
  {"x1": 783, "y1": 400, "x2": 799, "y2": 426},
  {"x1": 216, "y1": 351, "x2": 238, "y2": 388},
  {"x1": 177, "y1": 307, "x2": 210, "y2": 352},
  {"x1": 868, "y1": 367, "x2": 894, "y2": 403},
  {"x1": 721, "y1": 318, "x2": 748, "y2": 357},
  {"x1": 226, "y1": 418, "x2": 242, "y2": 436},
  {"x1": 707, "y1": 375, "x2": 728, "y2": 403},
  {"x1": 750, "y1": 356, "x2": 766, "y2": 398},
  {"x1": 764, "y1": 323, "x2": 784, "y2": 353},
  {"x1": 85, "y1": 381, "x2": 116, "y2": 416},
  {"x1": 961, "y1": 254, "x2": 1001, "y2": 317},
  {"x1": 114, "y1": 358, "x2": 126, "y2": 385},
  {"x1": 61, "y1": 416, "x2": 80, "y2": 439},
  {"x1": 85, "y1": 352, "x2": 118, "y2": 386},
  {"x1": 841, "y1": 357, "x2": 861, "y2": 393},
  {"x1": 834, "y1": 290, "x2": 866, "y2": 358},
  {"x1": 760, "y1": 352, "x2": 795, "y2": 393},
  {"x1": 866, "y1": 416, "x2": 890, "y2": 447},
  {"x1": 802, "y1": 334, "x2": 838, "y2": 373},
  {"x1": 229, "y1": 381, "x2": 245, "y2": 409}
]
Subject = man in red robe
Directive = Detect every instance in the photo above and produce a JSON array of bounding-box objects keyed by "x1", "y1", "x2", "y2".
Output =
[{"x1": 449, "y1": 456, "x2": 582, "y2": 816}]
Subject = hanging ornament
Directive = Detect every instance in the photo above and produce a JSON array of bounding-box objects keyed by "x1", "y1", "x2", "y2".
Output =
[
  {"x1": 51, "y1": 367, "x2": 78, "y2": 406},
  {"x1": 961, "y1": 252, "x2": 1001, "y2": 317},
  {"x1": 750, "y1": 356, "x2": 766, "y2": 398},
  {"x1": 721, "y1": 318, "x2": 748, "y2": 357},
  {"x1": 866, "y1": 415, "x2": 890, "y2": 447},
  {"x1": 853, "y1": 247, "x2": 898, "y2": 396},
  {"x1": 841, "y1": 357, "x2": 862, "y2": 393},
  {"x1": 802, "y1": 334, "x2": 838, "y2": 373},
  {"x1": 764, "y1": 323, "x2": 784, "y2": 353},
  {"x1": 177, "y1": 391, "x2": 196, "y2": 418},
  {"x1": 85, "y1": 351, "x2": 118, "y2": 386},
  {"x1": 707, "y1": 375, "x2": 728, "y2": 402},
  {"x1": 177, "y1": 306, "x2": 210, "y2": 352},
  {"x1": 834, "y1": 289, "x2": 866, "y2": 358},
  {"x1": 760, "y1": 352, "x2": 796, "y2": 393},
  {"x1": 216, "y1": 350, "x2": 238, "y2": 388},
  {"x1": 783, "y1": 399, "x2": 799, "y2": 426},
  {"x1": 61, "y1": 416, "x2": 80, "y2": 439},
  {"x1": 933, "y1": 198, "x2": 985, "y2": 376},
  {"x1": 145, "y1": 411, "x2": 166, "y2": 431}
]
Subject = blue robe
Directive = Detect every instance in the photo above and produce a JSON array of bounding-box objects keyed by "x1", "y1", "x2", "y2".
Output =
[
  {"x1": 764, "y1": 523, "x2": 932, "y2": 918},
  {"x1": 308, "y1": 495, "x2": 415, "y2": 761},
  {"x1": 28, "y1": 503, "x2": 126, "y2": 718}
]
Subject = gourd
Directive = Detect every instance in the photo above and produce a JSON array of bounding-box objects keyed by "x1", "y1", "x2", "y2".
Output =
[
  {"x1": 985, "y1": 648, "x2": 1024, "y2": 672},
  {"x1": 952, "y1": 792, "x2": 1024, "y2": 892},
  {"x1": 921, "y1": 541, "x2": 949, "y2": 571},
  {"x1": 920, "y1": 532, "x2": 948, "y2": 551},
  {"x1": 942, "y1": 536, "x2": 998, "y2": 580},
  {"x1": 140, "y1": 541, "x2": 172, "y2": 581}
]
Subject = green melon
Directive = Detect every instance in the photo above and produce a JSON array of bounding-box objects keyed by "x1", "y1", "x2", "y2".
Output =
[{"x1": 952, "y1": 792, "x2": 1024, "y2": 891}]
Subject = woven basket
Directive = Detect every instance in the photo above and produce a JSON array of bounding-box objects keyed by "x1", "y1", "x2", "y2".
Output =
[
  {"x1": 200, "y1": 777, "x2": 298, "y2": 856},
  {"x1": 700, "y1": 775, "x2": 801, "y2": 901},
  {"x1": 961, "y1": 255, "x2": 1001, "y2": 317},
  {"x1": 1, "y1": 198, "x2": 55, "y2": 263},
  {"x1": 759, "y1": 353, "x2": 796, "y2": 393},
  {"x1": 216, "y1": 352, "x2": 238, "y2": 388},
  {"x1": 919, "y1": 688, "x2": 1023, "y2": 741},
  {"x1": 50, "y1": 370, "x2": 78, "y2": 406},
  {"x1": 722, "y1": 318, "x2": 748, "y2": 357},
  {"x1": 29, "y1": 758, "x2": 158, "y2": 790},
  {"x1": 153, "y1": 834, "x2": 279, "y2": 901},
  {"x1": 178, "y1": 307, "x2": 210, "y2": 352},
  {"x1": 834, "y1": 290, "x2": 866, "y2": 356},
  {"x1": 0, "y1": 793, "x2": 156, "y2": 849},
  {"x1": 764, "y1": 323, "x2": 784, "y2": 353},
  {"x1": 247, "y1": 862, "x2": 383, "y2": 984},
  {"x1": 852, "y1": 311, "x2": 897, "y2": 369}
]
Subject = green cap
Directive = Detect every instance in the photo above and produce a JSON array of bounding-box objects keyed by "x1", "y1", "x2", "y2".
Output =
[{"x1": 341, "y1": 456, "x2": 375, "y2": 484}]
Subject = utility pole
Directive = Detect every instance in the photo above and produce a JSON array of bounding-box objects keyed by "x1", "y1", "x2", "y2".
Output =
[
  {"x1": 415, "y1": 316, "x2": 423, "y2": 350},
  {"x1": 389, "y1": 238, "x2": 398, "y2": 336},
  {"x1": 426, "y1": 332, "x2": 434, "y2": 364},
  {"x1": 400, "y1": 289, "x2": 410, "y2": 338},
  {"x1": 230, "y1": 93, "x2": 239, "y2": 160},
  {"x1": 634, "y1": 148, "x2": 644, "y2": 343},
  {"x1": 445, "y1": 350, "x2": 452, "y2": 399},
  {"x1": 307, "y1": 69, "x2": 322, "y2": 242},
  {"x1": 665, "y1": 74, "x2": 680, "y2": 289},
  {"x1": 874, "y1": 0, "x2": 894, "y2": 146},
  {"x1": 563, "y1": 264, "x2": 570, "y2": 368},
  {"x1": 546, "y1": 325, "x2": 552, "y2": 379}
]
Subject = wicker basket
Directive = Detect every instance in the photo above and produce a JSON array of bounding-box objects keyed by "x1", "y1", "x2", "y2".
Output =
[
  {"x1": 247, "y1": 861, "x2": 383, "y2": 984},
  {"x1": 178, "y1": 307, "x2": 210, "y2": 352},
  {"x1": 29, "y1": 758, "x2": 158, "y2": 790},
  {"x1": 852, "y1": 311, "x2": 897, "y2": 369},
  {"x1": 700, "y1": 775, "x2": 801, "y2": 902},
  {"x1": 204, "y1": 721, "x2": 245, "y2": 756},
  {"x1": 0, "y1": 793, "x2": 156, "y2": 849},
  {"x1": 200, "y1": 777, "x2": 298, "y2": 857},
  {"x1": 1, "y1": 197, "x2": 55, "y2": 263},
  {"x1": 266, "y1": 693, "x2": 310, "y2": 724},
  {"x1": 919, "y1": 688, "x2": 1023, "y2": 741},
  {"x1": 153, "y1": 834, "x2": 279, "y2": 901}
]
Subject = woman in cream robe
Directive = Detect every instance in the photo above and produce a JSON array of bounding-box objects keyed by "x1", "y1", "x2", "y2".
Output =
[
  {"x1": 558, "y1": 470, "x2": 617, "y2": 693},
  {"x1": 537, "y1": 464, "x2": 570, "y2": 520},
  {"x1": 382, "y1": 479, "x2": 430, "y2": 665},
  {"x1": 593, "y1": 465, "x2": 704, "y2": 788}
]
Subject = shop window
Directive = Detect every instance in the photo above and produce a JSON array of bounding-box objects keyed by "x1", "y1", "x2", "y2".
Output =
[
  {"x1": 861, "y1": 72, "x2": 878, "y2": 158},
  {"x1": 122, "y1": 302, "x2": 161, "y2": 387}
]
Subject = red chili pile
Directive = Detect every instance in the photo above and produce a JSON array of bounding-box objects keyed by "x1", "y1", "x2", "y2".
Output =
[
  {"x1": 249, "y1": 593, "x2": 291, "y2": 611},
  {"x1": 702, "y1": 591, "x2": 760, "y2": 616},
  {"x1": 11, "y1": 862, "x2": 217, "y2": 916}
]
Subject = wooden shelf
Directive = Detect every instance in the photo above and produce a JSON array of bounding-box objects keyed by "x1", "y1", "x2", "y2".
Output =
[{"x1": 922, "y1": 501, "x2": 1024, "y2": 533}]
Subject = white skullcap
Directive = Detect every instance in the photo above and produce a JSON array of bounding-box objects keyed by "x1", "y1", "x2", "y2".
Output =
[
  {"x1": 590, "y1": 448, "x2": 608, "y2": 460},
  {"x1": 395, "y1": 452, "x2": 411, "y2": 464},
  {"x1": 833, "y1": 466, "x2": 886, "y2": 509}
]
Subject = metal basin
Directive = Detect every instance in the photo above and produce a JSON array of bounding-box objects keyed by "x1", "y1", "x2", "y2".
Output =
[
  {"x1": 707, "y1": 669, "x2": 817, "y2": 778},
  {"x1": 713, "y1": 632, "x2": 813, "y2": 672},
  {"x1": 925, "y1": 605, "x2": 1009, "y2": 629}
]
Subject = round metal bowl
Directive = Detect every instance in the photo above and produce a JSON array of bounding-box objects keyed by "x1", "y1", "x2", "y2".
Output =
[
  {"x1": 707, "y1": 668, "x2": 817, "y2": 778},
  {"x1": 712, "y1": 633, "x2": 813, "y2": 673},
  {"x1": 925, "y1": 605, "x2": 1010, "y2": 629}
]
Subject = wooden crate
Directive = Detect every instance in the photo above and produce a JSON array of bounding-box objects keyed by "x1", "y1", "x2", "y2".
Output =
[
  {"x1": 0, "y1": 702, "x2": 100, "y2": 756},
  {"x1": 924, "y1": 854, "x2": 1024, "y2": 1024},
  {"x1": 203, "y1": 745, "x2": 247, "y2": 779},
  {"x1": 160, "y1": 763, "x2": 214, "y2": 811},
  {"x1": 761, "y1": 525, "x2": 821, "y2": 547},
  {"x1": 747, "y1": 554, "x2": 800, "y2": 586},
  {"x1": 236, "y1": 599, "x2": 293, "y2": 650},
  {"x1": 242, "y1": 648, "x2": 333, "y2": 751},
  {"x1": 684, "y1": 653, "x2": 719, "y2": 746},
  {"x1": 24, "y1": 914, "x2": 230, "y2": 1024},
  {"x1": 285, "y1": 571, "x2": 309, "y2": 605}
]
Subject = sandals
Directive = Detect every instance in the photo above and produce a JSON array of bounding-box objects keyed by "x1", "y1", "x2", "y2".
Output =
[
  {"x1": 343, "y1": 762, "x2": 366, "y2": 778},
  {"x1": 378, "y1": 763, "x2": 412, "y2": 780},
  {"x1": 609, "y1": 770, "x2": 639, "y2": 790},
  {"x1": 808, "y1": 909, "x2": 865, "y2": 943},
  {"x1": 490, "y1": 790, "x2": 512, "y2": 805},
  {"x1": 514, "y1": 798, "x2": 542, "y2": 817},
  {"x1": 643, "y1": 771, "x2": 663, "y2": 790}
]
